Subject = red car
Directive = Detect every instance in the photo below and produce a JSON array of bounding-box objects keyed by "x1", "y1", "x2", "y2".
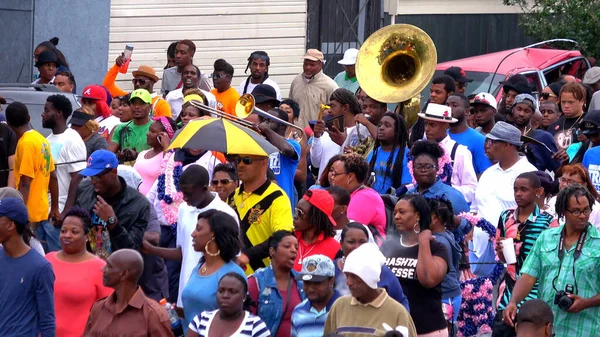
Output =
[{"x1": 422, "y1": 41, "x2": 590, "y2": 103}]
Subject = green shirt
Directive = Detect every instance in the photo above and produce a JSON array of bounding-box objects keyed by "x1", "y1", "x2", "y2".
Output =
[
  {"x1": 111, "y1": 120, "x2": 152, "y2": 152},
  {"x1": 333, "y1": 71, "x2": 359, "y2": 94},
  {"x1": 521, "y1": 224, "x2": 600, "y2": 337}
]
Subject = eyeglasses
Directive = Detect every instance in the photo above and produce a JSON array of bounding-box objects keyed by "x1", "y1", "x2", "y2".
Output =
[
  {"x1": 329, "y1": 170, "x2": 348, "y2": 177},
  {"x1": 211, "y1": 179, "x2": 234, "y2": 186},
  {"x1": 540, "y1": 92, "x2": 557, "y2": 100},
  {"x1": 132, "y1": 78, "x2": 149, "y2": 85},
  {"x1": 413, "y1": 164, "x2": 438, "y2": 171},
  {"x1": 566, "y1": 208, "x2": 592, "y2": 217},
  {"x1": 294, "y1": 207, "x2": 305, "y2": 219},
  {"x1": 558, "y1": 177, "x2": 583, "y2": 185}
]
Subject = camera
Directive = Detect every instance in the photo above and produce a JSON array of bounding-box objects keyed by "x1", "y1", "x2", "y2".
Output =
[{"x1": 554, "y1": 284, "x2": 575, "y2": 311}]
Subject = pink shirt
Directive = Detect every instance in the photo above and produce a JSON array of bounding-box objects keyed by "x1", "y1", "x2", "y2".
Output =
[
  {"x1": 134, "y1": 150, "x2": 164, "y2": 195},
  {"x1": 46, "y1": 252, "x2": 113, "y2": 337},
  {"x1": 347, "y1": 187, "x2": 387, "y2": 243}
]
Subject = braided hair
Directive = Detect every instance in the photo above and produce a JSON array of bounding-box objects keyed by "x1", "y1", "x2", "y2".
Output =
[
  {"x1": 244, "y1": 51, "x2": 270, "y2": 78},
  {"x1": 555, "y1": 184, "x2": 595, "y2": 220},
  {"x1": 303, "y1": 190, "x2": 336, "y2": 238},
  {"x1": 368, "y1": 112, "x2": 410, "y2": 190},
  {"x1": 330, "y1": 88, "x2": 362, "y2": 115}
]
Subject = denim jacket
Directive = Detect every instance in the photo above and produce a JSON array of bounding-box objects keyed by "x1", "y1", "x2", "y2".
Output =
[{"x1": 252, "y1": 265, "x2": 305, "y2": 335}]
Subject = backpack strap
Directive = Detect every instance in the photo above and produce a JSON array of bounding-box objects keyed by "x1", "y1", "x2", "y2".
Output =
[{"x1": 445, "y1": 142, "x2": 459, "y2": 185}]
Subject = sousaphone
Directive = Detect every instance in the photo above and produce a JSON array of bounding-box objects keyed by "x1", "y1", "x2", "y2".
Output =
[{"x1": 356, "y1": 24, "x2": 437, "y2": 128}]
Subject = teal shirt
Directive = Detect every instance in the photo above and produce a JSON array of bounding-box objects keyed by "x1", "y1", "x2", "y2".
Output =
[
  {"x1": 333, "y1": 71, "x2": 359, "y2": 94},
  {"x1": 521, "y1": 224, "x2": 600, "y2": 337}
]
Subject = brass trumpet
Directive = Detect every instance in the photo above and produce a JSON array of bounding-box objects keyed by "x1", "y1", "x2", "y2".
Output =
[{"x1": 188, "y1": 94, "x2": 304, "y2": 142}]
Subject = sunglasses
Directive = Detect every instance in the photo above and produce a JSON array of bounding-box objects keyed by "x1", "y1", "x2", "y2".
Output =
[
  {"x1": 211, "y1": 179, "x2": 234, "y2": 186},
  {"x1": 211, "y1": 73, "x2": 226, "y2": 80},
  {"x1": 540, "y1": 92, "x2": 557, "y2": 100},
  {"x1": 457, "y1": 83, "x2": 467, "y2": 89},
  {"x1": 132, "y1": 78, "x2": 149, "y2": 85},
  {"x1": 228, "y1": 156, "x2": 265, "y2": 165}
]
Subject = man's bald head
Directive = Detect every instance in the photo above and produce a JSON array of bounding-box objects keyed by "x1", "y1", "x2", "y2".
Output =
[
  {"x1": 103, "y1": 249, "x2": 144, "y2": 287},
  {"x1": 531, "y1": 110, "x2": 543, "y2": 129}
]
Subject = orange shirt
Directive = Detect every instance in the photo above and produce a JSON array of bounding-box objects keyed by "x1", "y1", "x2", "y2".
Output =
[
  {"x1": 46, "y1": 252, "x2": 113, "y2": 337},
  {"x1": 102, "y1": 64, "x2": 172, "y2": 118},
  {"x1": 211, "y1": 87, "x2": 240, "y2": 115}
]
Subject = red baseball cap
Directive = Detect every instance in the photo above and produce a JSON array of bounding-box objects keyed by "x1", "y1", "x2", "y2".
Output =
[
  {"x1": 303, "y1": 189, "x2": 337, "y2": 226},
  {"x1": 82, "y1": 85, "x2": 107, "y2": 101}
]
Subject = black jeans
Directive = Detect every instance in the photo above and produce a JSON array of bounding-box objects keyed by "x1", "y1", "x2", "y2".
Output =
[{"x1": 160, "y1": 226, "x2": 181, "y2": 304}]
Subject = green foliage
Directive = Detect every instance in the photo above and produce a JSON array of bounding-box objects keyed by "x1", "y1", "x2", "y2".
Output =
[{"x1": 503, "y1": 0, "x2": 600, "y2": 57}]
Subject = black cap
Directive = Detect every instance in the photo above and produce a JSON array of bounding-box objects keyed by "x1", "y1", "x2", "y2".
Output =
[
  {"x1": 501, "y1": 74, "x2": 532, "y2": 95},
  {"x1": 580, "y1": 110, "x2": 600, "y2": 135},
  {"x1": 444, "y1": 66, "x2": 473, "y2": 83},
  {"x1": 251, "y1": 84, "x2": 280, "y2": 105},
  {"x1": 70, "y1": 110, "x2": 95, "y2": 126},
  {"x1": 35, "y1": 50, "x2": 58, "y2": 68}
]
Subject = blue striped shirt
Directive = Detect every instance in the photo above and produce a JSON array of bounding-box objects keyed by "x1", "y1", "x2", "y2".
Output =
[
  {"x1": 291, "y1": 291, "x2": 341, "y2": 337},
  {"x1": 189, "y1": 310, "x2": 270, "y2": 337}
]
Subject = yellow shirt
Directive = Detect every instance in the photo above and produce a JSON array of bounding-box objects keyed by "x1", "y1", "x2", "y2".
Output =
[
  {"x1": 15, "y1": 130, "x2": 55, "y2": 222},
  {"x1": 211, "y1": 87, "x2": 240, "y2": 116},
  {"x1": 230, "y1": 180, "x2": 293, "y2": 275}
]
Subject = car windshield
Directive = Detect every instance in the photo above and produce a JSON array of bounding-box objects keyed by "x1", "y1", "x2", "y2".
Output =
[{"x1": 420, "y1": 70, "x2": 506, "y2": 103}]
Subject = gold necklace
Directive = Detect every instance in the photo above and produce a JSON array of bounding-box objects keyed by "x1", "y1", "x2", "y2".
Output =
[{"x1": 240, "y1": 191, "x2": 252, "y2": 208}]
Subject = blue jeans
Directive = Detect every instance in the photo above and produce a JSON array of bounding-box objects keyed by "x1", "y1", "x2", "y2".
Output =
[{"x1": 32, "y1": 220, "x2": 61, "y2": 253}]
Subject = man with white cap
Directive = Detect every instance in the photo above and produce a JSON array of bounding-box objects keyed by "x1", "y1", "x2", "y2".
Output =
[
  {"x1": 471, "y1": 92, "x2": 498, "y2": 135},
  {"x1": 324, "y1": 243, "x2": 416, "y2": 337},
  {"x1": 291, "y1": 254, "x2": 341, "y2": 337},
  {"x1": 333, "y1": 48, "x2": 360, "y2": 94},
  {"x1": 418, "y1": 103, "x2": 478, "y2": 203},
  {"x1": 472, "y1": 122, "x2": 537, "y2": 276},
  {"x1": 290, "y1": 49, "x2": 339, "y2": 128}
]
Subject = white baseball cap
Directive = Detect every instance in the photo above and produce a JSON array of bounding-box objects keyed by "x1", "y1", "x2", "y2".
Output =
[
  {"x1": 471, "y1": 92, "x2": 498, "y2": 111},
  {"x1": 338, "y1": 48, "x2": 359, "y2": 66}
]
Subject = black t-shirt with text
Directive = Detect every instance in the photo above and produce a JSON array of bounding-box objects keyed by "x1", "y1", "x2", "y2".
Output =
[{"x1": 381, "y1": 238, "x2": 450, "y2": 335}]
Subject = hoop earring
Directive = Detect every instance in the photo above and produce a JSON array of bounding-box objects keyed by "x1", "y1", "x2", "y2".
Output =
[
  {"x1": 413, "y1": 222, "x2": 420, "y2": 234},
  {"x1": 205, "y1": 238, "x2": 221, "y2": 257}
]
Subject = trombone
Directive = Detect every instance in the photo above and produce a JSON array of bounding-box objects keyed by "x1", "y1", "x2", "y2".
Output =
[{"x1": 188, "y1": 93, "x2": 304, "y2": 142}]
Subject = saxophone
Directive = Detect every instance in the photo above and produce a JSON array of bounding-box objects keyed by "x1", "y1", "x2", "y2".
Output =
[{"x1": 348, "y1": 121, "x2": 374, "y2": 158}]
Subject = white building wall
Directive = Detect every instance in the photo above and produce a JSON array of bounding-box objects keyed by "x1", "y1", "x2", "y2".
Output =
[{"x1": 108, "y1": 0, "x2": 307, "y2": 97}]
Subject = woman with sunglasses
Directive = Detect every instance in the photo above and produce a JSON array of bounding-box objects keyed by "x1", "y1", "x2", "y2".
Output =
[
  {"x1": 539, "y1": 82, "x2": 562, "y2": 105},
  {"x1": 292, "y1": 189, "x2": 340, "y2": 271},
  {"x1": 546, "y1": 164, "x2": 600, "y2": 228},
  {"x1": 211, "y1": 163, "x2": 239, "y2": 202},
  {"x1": 248, "y1": 230, "x2": 305, "y2": 337},
  {"x1": 133, "y1": 116, "x2": 177, "y2": 195}
]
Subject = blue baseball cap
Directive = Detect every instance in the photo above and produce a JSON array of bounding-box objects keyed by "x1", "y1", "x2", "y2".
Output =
[
  {"x1": 0, "y1": 197, "x2": 29, "y2": 226},
  {"x1": 80, "y1": 150, "x2": 119, "y2": 177},
  {"x1": 296, "y1": 254, "x2": 335, "y2": 282}
]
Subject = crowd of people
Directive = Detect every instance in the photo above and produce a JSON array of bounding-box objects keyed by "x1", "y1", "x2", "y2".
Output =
[{"x1": 1, "y1": 36, "x2": 600, "y2": 337}]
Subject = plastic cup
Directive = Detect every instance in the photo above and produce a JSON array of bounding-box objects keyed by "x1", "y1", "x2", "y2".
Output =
[{"x1": 502, "y1": 238, "x2": 517, "y2": 264}]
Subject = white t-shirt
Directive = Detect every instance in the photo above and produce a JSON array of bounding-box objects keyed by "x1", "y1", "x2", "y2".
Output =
[
  {"x1": 175, "y1": 193, "x2": 239, "y2": 307},
  {"x1": 165, "y1": 87, "x2": 217, "y2": 119},
  {"x1": 47, "y1": 128, "x2": 87, "y2": 212},
  {"x1": 95, "y1": 115, "x2": 121, "y2": 140},
  {"x1": 237, "y1": 77, "x2": 282, "y2": 101}
]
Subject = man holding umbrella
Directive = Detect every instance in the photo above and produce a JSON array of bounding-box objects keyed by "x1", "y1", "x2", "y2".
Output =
[{"x1": 167, "y1": 117, "x2": 294, "y2": 274}]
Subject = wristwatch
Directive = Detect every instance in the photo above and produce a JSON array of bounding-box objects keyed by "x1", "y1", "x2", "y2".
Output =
[{"x1": 107, "y1": 216, "x2": 117, "y2": 226}]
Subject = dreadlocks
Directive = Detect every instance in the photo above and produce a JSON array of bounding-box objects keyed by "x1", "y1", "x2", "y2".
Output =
[
  {"x1": 555, "y1": 184, "x2": 595, "y2": 220},
  {"x1": 368, "y1": 112, "x2": 410, "y2": 190},
  {"x1": 245, "y1": 51, "x2": 270, "y2": 77},
  {"x1": 330, "y1": 88, "x2": 362, "y2": 115},
  {"x1": 307, "y1": 203, "x2": 336, "y2": 238}
]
